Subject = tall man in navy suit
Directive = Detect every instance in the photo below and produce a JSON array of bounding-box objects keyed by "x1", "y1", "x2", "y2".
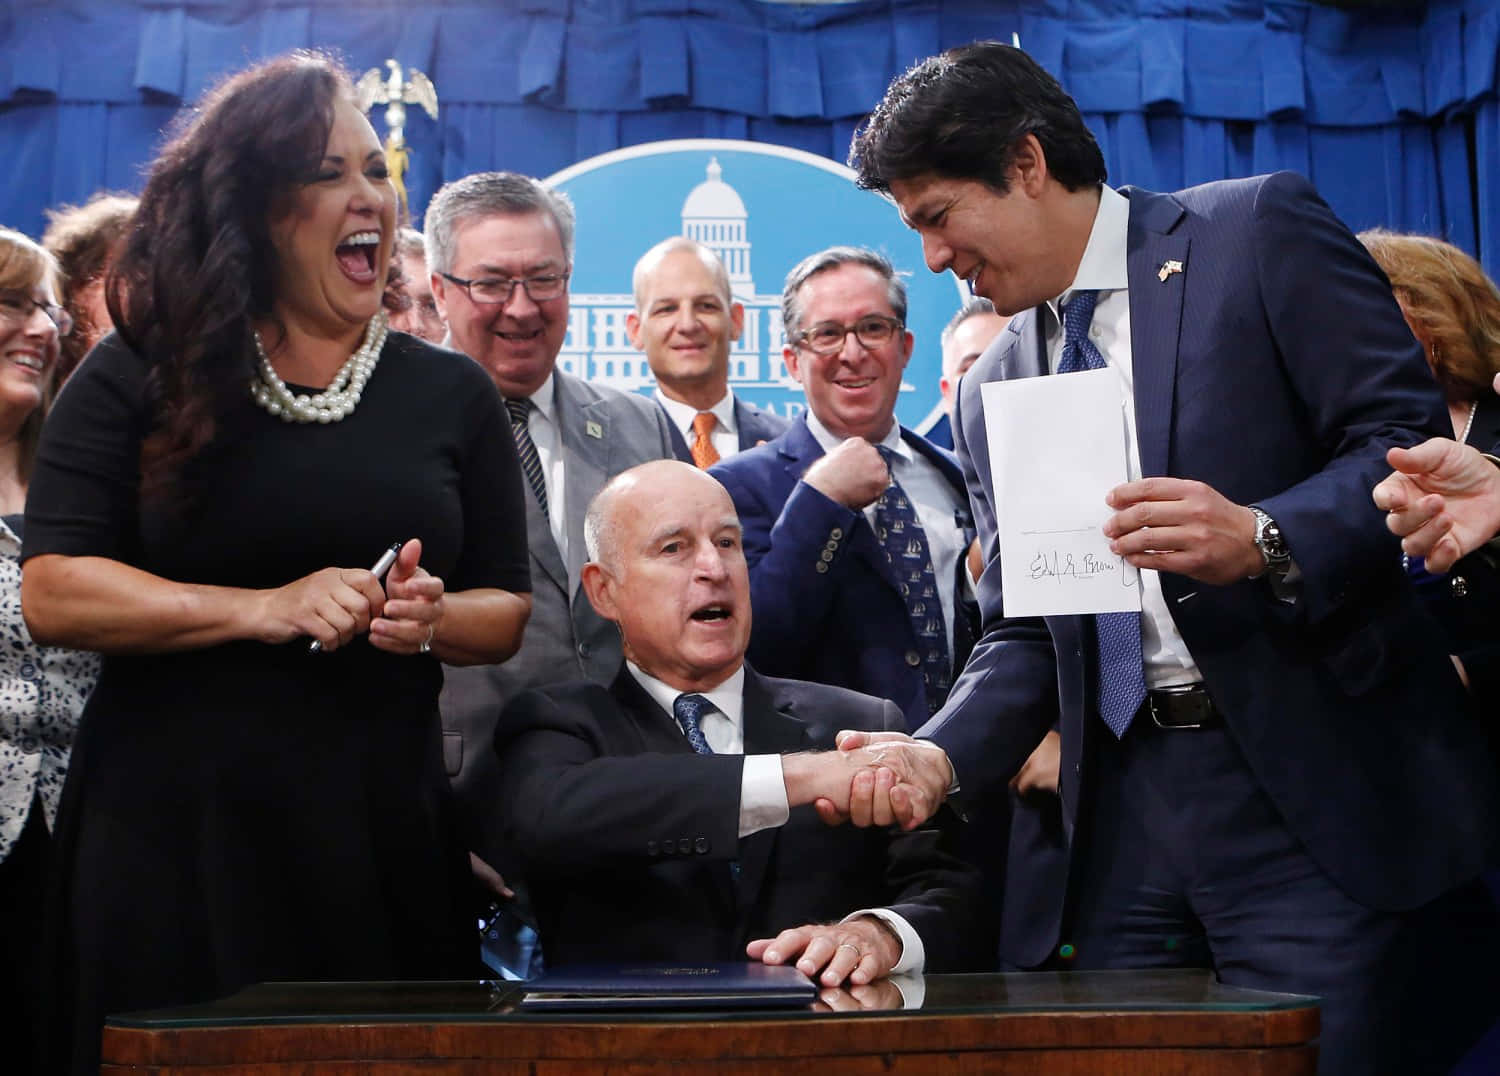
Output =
[
  {"x1": 840, "y1": 42, "x2": 1500, "y2": 1074},
  {"x1": 627, "y1": 237, "x2": 787, "y2": 468},
  {"x1": 709, "y1": 247, "x2": 978, "y2": 732}
]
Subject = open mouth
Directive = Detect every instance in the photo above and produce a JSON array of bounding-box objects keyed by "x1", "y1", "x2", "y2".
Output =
[
  {"x1": 690, "y1": 604, "x2": 732, "y2": 623},
  {"x1": 335, "y1": 230, "x2": 381, "y2": 284},
  {"x1": 7, "y1": 352, "x2": 45, "y2": 373}
]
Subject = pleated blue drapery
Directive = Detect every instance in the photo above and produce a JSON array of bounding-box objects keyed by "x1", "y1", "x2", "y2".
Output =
[{"x1": 1, "y1": 0, "x2": 1496, "y2": 271}]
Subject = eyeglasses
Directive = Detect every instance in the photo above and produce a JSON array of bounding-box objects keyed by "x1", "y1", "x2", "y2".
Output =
[
  {"x1": 0, "y1": 289, "x2": 73, "y2": 337},
  {"x1": 795, "y1": 314, "x2": 903, "y2": 355},
  {"x1": 438, "y1": 270, "x2": 569, "y2": 305}
]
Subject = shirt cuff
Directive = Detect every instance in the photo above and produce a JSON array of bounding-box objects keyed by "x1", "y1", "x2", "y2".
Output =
[
  {"x1": 842, "y1": 907, "x2": 924, "y2": 975},
  {"x1": 740, "y1": 754, "x2": 791, "y2": 838}
]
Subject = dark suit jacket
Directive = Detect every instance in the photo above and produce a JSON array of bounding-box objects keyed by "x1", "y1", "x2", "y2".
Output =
[
  {"x1": 1408, "y1": 389, "x2": 1500, "y2": 711},
  {"x1": 922, "y1": 412, "x2": 954, "y2": 451},
  {"x1": 925, "y1": 172, "x2": 1500, "y2": 966},
  {"x1": 440, "y1": 369, "x2": 676, "y2": 869},
  {"x1": 710, "y1": 418, "x2": 979, "y2": 731},
  {"x1": 495, "y1": 666, "x2": 985, "y2": 970},
  {"x1": 663, "y1": 393, "x2": 790, "y2": 463}
]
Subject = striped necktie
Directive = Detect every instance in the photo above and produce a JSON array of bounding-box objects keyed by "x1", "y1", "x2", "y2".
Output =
[{"x1": 504, "y1": 397, "x2": 549, "y2": 516}]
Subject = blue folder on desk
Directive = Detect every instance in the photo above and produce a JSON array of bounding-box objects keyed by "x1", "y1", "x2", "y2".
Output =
[{"x1": 517, "y1": 962, "x2": 816, "y2": 1011}]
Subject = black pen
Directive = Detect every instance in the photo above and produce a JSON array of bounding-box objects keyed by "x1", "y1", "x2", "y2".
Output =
[{"x1": 308, "y1": 540, "x2": 405, "y2": 653}]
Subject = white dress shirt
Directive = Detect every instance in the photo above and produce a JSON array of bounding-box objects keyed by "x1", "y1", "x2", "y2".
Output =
[
  {"x1": 656, "y1": 388, "x2": 741, "y2": 461},
  {"x1": 520, "y1": 372, "x2": 569, "y2": 562},
  {"x1": 1040, "y1": 185, "x2": 1202, "y2": 688},
  {"x1": 625, "y1": 660, "x2": 925, "y2": 974},
  {"x1": 804, "y1": 412, "x2": 971, "y2": 668}
]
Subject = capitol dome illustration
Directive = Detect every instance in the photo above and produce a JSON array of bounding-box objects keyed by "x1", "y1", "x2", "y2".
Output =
[{"x1": 682, "y1": 157, "x2": 755, "y2": 300}]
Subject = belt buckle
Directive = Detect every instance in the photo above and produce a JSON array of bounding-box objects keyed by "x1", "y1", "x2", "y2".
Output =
[{"x1": 1148, "y1": 685, "x2": 1210, "y2": 730}]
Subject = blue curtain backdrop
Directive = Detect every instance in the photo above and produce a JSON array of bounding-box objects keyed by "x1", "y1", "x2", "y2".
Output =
[{"x1": 2, "y1": 0, "x2": 1497, "y2": 271}]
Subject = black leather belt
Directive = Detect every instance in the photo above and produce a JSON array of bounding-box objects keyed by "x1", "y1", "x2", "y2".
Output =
[{"x1": 1146, "y1": 684, "x2": 1221, "y2": 729}]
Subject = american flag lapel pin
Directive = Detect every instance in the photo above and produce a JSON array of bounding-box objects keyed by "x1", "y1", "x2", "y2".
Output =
[
  {"x1": 585, "y1": 420, "x2": 603, "y2": 439},
  {"x1": 1158, "y1": 259, "x2": 1184, "y2": 283}
]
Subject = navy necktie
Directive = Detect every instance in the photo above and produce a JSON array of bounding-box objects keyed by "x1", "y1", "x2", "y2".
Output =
[
  {"x1": 874, "y1": 446, "x2": 952, "y2": 715},
  {"x1": 504, "y1": 397, "x2": 549, "y2": 516},
  {"x1": 672, "y1": 693, "x2": 714, "y2": 755},
  {"x1": 1056, "y1": 290, "x2": 1148, "y2": 738}
]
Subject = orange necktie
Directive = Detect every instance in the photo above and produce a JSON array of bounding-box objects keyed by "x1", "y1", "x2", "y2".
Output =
[{"x1": 691, "y1": 412, "x2": 721, "y2": 469}]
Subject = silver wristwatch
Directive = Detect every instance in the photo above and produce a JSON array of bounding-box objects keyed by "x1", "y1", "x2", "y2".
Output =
[{"x1": 1250, "y1": 506, "x2": 1291, "y2": 574}]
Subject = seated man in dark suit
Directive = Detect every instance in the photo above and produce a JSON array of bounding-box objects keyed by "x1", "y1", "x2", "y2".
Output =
[{"x1": 494, "y1": 460, "x2": 980, "y2": 986}]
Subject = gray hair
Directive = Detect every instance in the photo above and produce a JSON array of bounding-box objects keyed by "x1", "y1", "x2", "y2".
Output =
[
  {"x1": 396, "y1": 226, "x2": 426, "y2": 259},
  {"x1": 583, "y1": 477, "x2": 623, "y2": 569},
  {"x1": 422, "y1": 172, "x2": 577, "y2": 274},
  {"x1": 940, "y1": 296, "x2": 997, "y2": 351},
  {"x1": 781, "y1": 246, "x2": 907, "y2": 342},
  {"x1": 632, "y1": 236, "x2": 732, "y2": 311}
]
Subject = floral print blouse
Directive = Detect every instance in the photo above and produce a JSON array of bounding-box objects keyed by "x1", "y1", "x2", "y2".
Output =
[{"x1": 0, "y1": 515, "x2": 99, "y2": 859}]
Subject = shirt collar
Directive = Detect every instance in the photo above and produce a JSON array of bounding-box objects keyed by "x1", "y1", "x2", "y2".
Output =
[
  {"x1": 627, "y1": 661, "x2": 746, "y2": 731},
  {"x1": 655, "y1": 388, "x2": 738, "y2": 437},
  {"x1": 1046, "y1": 184, "x2": 1130, "y2": 323},
  {"x1": 804, "y1": 410, "x2": 907, "y2": 460},
  {"x1": 524, "y1": 371, "x2": 557, "y2": 424}
]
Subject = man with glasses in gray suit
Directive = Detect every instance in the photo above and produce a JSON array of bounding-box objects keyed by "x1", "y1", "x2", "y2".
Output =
[{"x1": 426, "y1": 172, "x2": 677, "y2": 892}]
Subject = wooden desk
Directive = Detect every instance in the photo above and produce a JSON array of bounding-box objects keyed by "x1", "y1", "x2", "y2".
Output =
[{"x1": 102, "y1": 968, "x2": 1318, "y2": 1074}]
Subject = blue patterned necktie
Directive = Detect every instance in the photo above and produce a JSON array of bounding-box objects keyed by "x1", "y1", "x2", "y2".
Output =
[
  {"x1": 1056, "y1": 290, "x2": 1148, "y2": 738},
  {"x1": 504, "y1": 397, "x2": 549, "y2": 516},
  {"x1": 673, "y1": 693, "x2": 715, "y2": 755},
  {"x1": 874, "y1": 447, "x2": 952, "y2": 715}
]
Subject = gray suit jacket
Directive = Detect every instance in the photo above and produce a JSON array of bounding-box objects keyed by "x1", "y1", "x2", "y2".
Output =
[{"x1": 440, "y1": 368, "x2": 677, "y2": 869}]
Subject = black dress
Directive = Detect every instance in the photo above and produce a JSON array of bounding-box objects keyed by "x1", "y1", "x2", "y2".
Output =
[{"x1": 23, "y1": 331, "x2": 530, "y2": 1074}]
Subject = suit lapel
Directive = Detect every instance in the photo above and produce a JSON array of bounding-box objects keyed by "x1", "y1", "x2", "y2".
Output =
[
  {"x1": 525, "y1": 485, "x2": 568, "y2": 594},
  {"x1": 1122, "y1": 187, "x2": 1190, "y2": 481},
  {"x1": 1000, "y1": 310, "x2": 1048, "y2": 382},
  {"x1": 735, "y1": 668, "x2": 813, "y2": 918},
  {"x1": 555, "y1": 374, "x2": 611, "y2": 593}
]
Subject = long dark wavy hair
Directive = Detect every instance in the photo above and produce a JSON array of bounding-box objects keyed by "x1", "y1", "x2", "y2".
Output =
[{"x1": 107, "y1": 51, "x2": 353, "y2": 502}]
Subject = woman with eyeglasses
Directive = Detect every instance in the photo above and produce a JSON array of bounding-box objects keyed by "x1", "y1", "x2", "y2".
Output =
[
  {"x1": 0, "y1": 227, "x2": 101, "y2": 1075},
  {"x1": 20, "y1": 53, "x2": 532, "y2": 1073}
]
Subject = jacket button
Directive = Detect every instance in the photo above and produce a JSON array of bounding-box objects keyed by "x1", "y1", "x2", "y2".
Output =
[
  {"x1": 646, "y1": 841, "x2": 658, "y2": 856},
  {"x1": 905, "y1": 650, "x2": 921, "y2": 667},
  {"x1": 694, "y1": 837, "x2": 710, "y2": 854},
  {"x1": 830, "y1": 527, "x2": 843, "y2": 540},
  {"x1": 578, "y1": 642, "x2": 592, "y2": 659},
  {"x1": 661, "y1": 838, "x2": 676, "y2": 855},
  {"x1": 677, "y1": 838, "x2": 692, "y2": 855},
  {"x1": 815, "y1": 562, "x2": 828, "y2": 574},
  {"x1": 19, "y1": 661, "x2": 36, "y2": 680},
  {"x1": 820, "y1": 550, "x2": 835, "y2": 563},
  {"x1": 1451, "y1": 575, "x2": 1469, "y2": 598}
]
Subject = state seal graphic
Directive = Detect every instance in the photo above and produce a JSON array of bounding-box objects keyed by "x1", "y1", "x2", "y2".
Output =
[{"x1": 546, "y1": 139, "x2": 967, "y2": 433}]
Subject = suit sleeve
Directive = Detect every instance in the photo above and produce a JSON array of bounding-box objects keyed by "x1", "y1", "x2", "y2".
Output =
[
  {"x1": 865, "y1": 698, "x2": 993, "y2": 973},
  {"x1": 916, "y1": 369, "x2": 1061, "y2": 795},
  {"x1": 496, "y1": 687, "x2": 745, "y2": 877},
  {"x1": 1248, "y1": 171, "x2": 1449, "y2": 624},
  {"x1": 713, "y1": 463, "x2": 861, "y2": 680}
]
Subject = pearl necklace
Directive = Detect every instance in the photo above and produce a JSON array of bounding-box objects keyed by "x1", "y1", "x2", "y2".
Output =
[
  {"x1": 250, "y1": 311, "x2": 388, "y2": 423},
  {"x1": 1459, "y1": 398, "x2": 1478, "y2": 446}
]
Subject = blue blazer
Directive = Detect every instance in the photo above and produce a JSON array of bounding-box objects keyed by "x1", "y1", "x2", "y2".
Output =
[
  {"x1": 663, "y1": 393, "x2": 789, "y2": 463},
  {"x1": 711, "y1": 417, "x2": 977, "y2": 731},
  {"x1": 924, "y1": 172, "x2": 1500, "y2": 964}
]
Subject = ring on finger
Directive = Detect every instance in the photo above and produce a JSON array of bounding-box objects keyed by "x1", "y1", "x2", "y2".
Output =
[
  {"x1": 837, "y1": 943, "x2": 861, "y2": 958},
  {"x1": 419, "y1": 625, "x2": 435, "y2": 654}
]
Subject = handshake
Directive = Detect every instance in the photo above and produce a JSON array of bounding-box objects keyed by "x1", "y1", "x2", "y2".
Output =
[{"x1": 781, "y1": 731, "x2": 952, "y2": 830}]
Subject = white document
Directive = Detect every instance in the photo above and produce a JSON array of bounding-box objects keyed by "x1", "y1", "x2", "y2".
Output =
[{"x1": 982, "y1": 369, "x2": 1141, "y2": 617}]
